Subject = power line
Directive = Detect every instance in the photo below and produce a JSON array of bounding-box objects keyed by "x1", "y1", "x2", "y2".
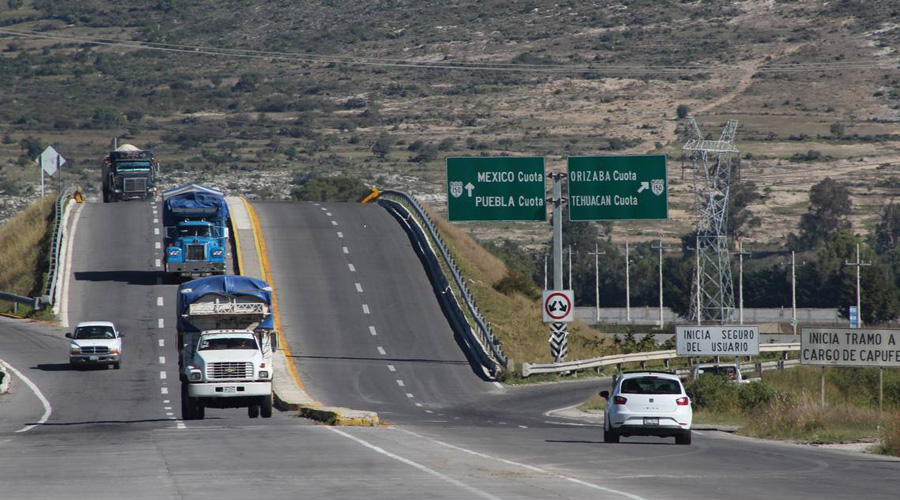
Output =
[{"x1": 0, "y1": 28, "x2": 895, "y2": 75}]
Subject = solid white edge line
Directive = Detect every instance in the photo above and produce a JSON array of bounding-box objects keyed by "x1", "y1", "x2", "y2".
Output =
[
  {"x1": 57, "y1": 202, "x2": 83, "y2": 329},
  {"x1": 326, "y1": 428, "x2": 504, "y2": 500},
  {"x1": 0, "y1": 360, "x2": 52, "y2": 433},
  {"x1": 398, "y1": 428, "x2": 649, "y2": 500}
]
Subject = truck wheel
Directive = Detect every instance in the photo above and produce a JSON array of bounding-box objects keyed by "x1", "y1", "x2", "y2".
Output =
[
  {"x1": 248, "y1": 404, "x2": 260, "y2": 418},
  {"x1": 260, "y1": 395, "x2": 273, "y2": 418},
  {"x1": 102, "y1": 190, "x2": 109, "y2": 203},
  {"x1": 195, "y1": 400, "x2": 205, "y2": 420},
  {"x1": 181, "y1": 382, "x2": 195, "y2": 420}
]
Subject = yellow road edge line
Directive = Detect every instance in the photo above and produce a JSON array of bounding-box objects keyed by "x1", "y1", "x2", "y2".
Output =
[
  {"x1": 229, "y1": 208, "x2": 244, "y2": 276},
  {"x1": 241, "y1": 197, "x2": 307, "y2": 394}
]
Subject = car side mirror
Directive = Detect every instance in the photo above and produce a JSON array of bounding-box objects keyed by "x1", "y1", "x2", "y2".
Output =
[
  {"x1": 599, "y1": 390, "x2": 610, "y2": 400},
  {"x1": 118, "y1": 331, "x2": 125, "y2": 338},
  {"x1": 65, "y1": 332, "x2": 72, "y2": 338},
  {"x1": 271, "y1": 333, "x2": 278, "y2": 352}
]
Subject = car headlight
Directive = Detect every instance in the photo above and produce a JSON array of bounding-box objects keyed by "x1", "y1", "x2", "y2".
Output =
[
  {"x1": 69, "y1": 343, "x2": 81, "y2": 354},
  {"x1": 109, "y1": 347, "x2": 119, "y2": 354}
]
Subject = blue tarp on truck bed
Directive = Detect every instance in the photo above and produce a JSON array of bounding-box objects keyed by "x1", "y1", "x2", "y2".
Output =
[
  {"x1": 162, "y1": 184, "x2": 229, "y2": 226},
  {"x1": 176, "y1": 275, "x2": 274, "y2": 332}
]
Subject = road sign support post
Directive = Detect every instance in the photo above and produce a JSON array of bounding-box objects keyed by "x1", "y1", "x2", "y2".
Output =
[
  {"x1": 652, "y1": 238, "x2": 671, "y2": 328},
  {"x1": 588, "y1": 242, "x2": 605, "y2": 322},
  {"x1": 843, "y1": 243, "x2": 871, "y2": 328},
  {"x1": 550, "y1": 172, "x2": 567, "y2": 362},
  {"x1": 625, "y1": 240, "x2": 631, "y2": 322}
]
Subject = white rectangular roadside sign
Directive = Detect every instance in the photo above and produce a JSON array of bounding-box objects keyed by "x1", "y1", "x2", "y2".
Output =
[
  {"x1": 676, "y1": 325, "x2": 760, "y2": 356},
  {"x1": 800, "y1": 327, "x2": 900, "y2": 367}
]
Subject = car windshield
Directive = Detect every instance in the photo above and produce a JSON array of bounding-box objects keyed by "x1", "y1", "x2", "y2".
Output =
[
  {"x1": 74, "y1": 326, "x2": 115, "y2": 339},
  {"x1": 620, "y1": 377, "x2": 681, "y2": 395},
  {"x1": 699, "y1": 366, "x2": 736, "y2": 377},
  {"x1": 198, "y1": 337, "x2": 257, "y2": 350}
]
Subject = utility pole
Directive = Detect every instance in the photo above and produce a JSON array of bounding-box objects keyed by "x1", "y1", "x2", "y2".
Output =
[
  {"x1": 568, "y1": 244, "x2": 573, "y2": 291},
  {"x1": 791, "y1": 251, "x2": 797, "y2": 335},
  {"x1": 588, "y1": 242, "x2": 606, "y2": 322},
  {"x1": 625, "y1": 240, "x2": 631, "y2": 322},
  {"x1": 694, "y1": 235, "x2": 701, "y2": 325},
  {"x1": 843, "y1": 243, "x2": 871, "y2": 327},
  {"x1": 651, "y1": 237, "x2": 672, "y2": 328},
  {"x1": 735, "y1": 241, "x2": 751, "y2": 325}
]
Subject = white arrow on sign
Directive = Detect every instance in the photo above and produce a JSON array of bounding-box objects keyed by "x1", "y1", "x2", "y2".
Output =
[
  {"x1": 465, "y1": 182, "x2": 475, "y2": 197},
  {"x1": 637, "y1": 181, "x2": 649, "y2": 194},
  {"x1": 36, "y1": 146, "x2": 66, "y2": 177}
]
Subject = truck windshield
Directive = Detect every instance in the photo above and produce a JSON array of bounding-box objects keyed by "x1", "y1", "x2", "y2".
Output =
[
  {"x1": 74, "y1": 326, "x2": 116, "y2": 339},
  {"x1": 114, "y1": 161, "x2": 152, "y2": 172},
  {"x1": 178, "y1": 226, "x2": 211, "y2": 237},
  {"x1": 199, "y1": 338, "x2": 257, "y2": 350}
]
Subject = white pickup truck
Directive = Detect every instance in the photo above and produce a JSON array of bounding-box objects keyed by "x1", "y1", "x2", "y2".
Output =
[{"x1": 177, "y1": 276, "x2": 277, "y2": 420}]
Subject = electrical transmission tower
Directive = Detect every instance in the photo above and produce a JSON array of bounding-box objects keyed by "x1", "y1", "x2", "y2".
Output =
[{"x1": 683, "y1": 117, "x2": 739, "y2": 324}]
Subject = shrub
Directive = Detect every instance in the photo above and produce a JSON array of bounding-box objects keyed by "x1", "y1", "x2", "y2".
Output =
[
  {"x1": 291, "y1": 176, "x2": 369, "y2": 202},
  {"x1": 493, "y1": 270, "x2": 540, "y2": 300},
  {"x1": 738, "y1": 381, "x2": 776, "y2": 410},
  {"x1": 881, "y1": 411, "x2": 900, "y2": 456},
  {"x1": 685, "y1": 375, "x2": 739, "y2": 413}
]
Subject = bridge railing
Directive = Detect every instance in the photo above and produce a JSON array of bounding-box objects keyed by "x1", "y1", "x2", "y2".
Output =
[
  {"x1": 377, "y1": 190, "x2": 508, "y2": 377},
  {"x1": 42, "y1": 187, "x2": 76, "y2": 308}
]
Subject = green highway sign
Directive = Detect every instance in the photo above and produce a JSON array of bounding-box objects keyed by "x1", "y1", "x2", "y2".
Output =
[
  {"x1": 567, "y1": 155, "x2": 668, "y2": 221},
  {"x1": 446, "y1": 157, "x2": 546, "y2": 221}
]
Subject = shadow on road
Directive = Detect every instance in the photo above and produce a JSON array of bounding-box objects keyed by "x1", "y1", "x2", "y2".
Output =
[
  {"x1": 74, "y1": 270, "x2": 164, "y2": 286},
  {"x1": 293, "y1": 354, "x2": 471, "y2": 366}
]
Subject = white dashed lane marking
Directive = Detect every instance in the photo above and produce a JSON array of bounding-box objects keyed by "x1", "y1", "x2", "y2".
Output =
[
  {"x1": 155, "y1": 258, "x2": 161, "y2": 267},
  {"x1": 343, "y1": 247, "x2": 349, "y2": 254},
  {"x1": 362, "y1": 304, "x2": 370, "y2": 314},
  {"x1": 348, "y1": 264, "x2": 356, "y2": 272},
  {"x1": 158, "y1": 318, "x2": 164, "y2": 329},
  {"x1": 157, "y1": 297, "x2": 164, "y2": 306},
  {"x1": 154, "y1": 228, "x2": 160, "y2": 235},
  {"x1": 331, "y1": 221, "x2": 338, "y2": 226},
  {"x1": 160, "y1": 371, "x2": 167, "y2": 380},
  {"x1": 159, "y1": 339, "x2": 165, "y2": 347},
  {"x1": 406, "y1": 393, "x2": 415, "y2": 398},
  {"x1": 159, "y1": 356, "x2": 166, "y2": 364},
  {"x1": 356, "y1": 283, "x2": 363, "y2": 293},
  {"x1": 337, "y1": 232, "x2": 343, "y2": 238},
  {"x1": 377, "y1": 346, "x2": 386, "y2": 355},
  {"x1": 388, "y1": 365, "x2": 396, "y2": 372},
  {"x1": 369, "y1": 326, "x2": 377, "y2": 336},
  {"x1": 326, "y1": 212, "x2": 332, "y2": 216},
  {"x1": 155, "y1": 242, "x2": 161, "y2": 249},
  {"x1": 161, "y1": 387, "x2": 169, "y2": 395},
  {"x1": 396, "y1": 380, "x2": 405, "y2": 387}
]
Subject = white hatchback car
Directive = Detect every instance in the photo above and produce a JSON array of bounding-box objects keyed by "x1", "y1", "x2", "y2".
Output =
[
  {"x1": 66, "y1": 321, "x2": 123, "y2": 369},
  {"x1": 600, "y1": 371, "x2": 693, "y2": 445}
]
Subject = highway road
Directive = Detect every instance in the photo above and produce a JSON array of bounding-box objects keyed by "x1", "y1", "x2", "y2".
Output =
[{"x1": 0, "y1": 199, "x2": 898, "y2": 499}]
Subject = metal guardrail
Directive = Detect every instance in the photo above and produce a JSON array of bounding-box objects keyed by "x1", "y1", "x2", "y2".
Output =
[
  {"x1": 42, "y1": 187, "x2": 76, "y2": 307},
  {"x1": 522, "y1": 342, "x2": 800, "y2": 377},
  {"x1": 377, "y1": 190, "x2": 508, "y2": 372},
  {"x1": 0, "y1": 189, "x2": 74, "y2": 312}
]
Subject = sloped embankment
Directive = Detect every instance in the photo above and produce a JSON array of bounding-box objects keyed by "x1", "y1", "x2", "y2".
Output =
[{"x1": 0, "y1": 196, "x2": 55, "y2": 315}]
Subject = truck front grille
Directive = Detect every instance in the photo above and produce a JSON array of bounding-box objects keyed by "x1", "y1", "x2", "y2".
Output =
[
  {"x1": 186, "y1": 244, "x2": 206, "y2": 261},
  {"x1": 123, "y1": 177, "x2": 147, "y2": 193},
  {"x1": 80, "y1": 346, "x2": 109, "y2": 354},
  {"x1": 207, "y1": 362, "x2": 253, "y2": 380}
]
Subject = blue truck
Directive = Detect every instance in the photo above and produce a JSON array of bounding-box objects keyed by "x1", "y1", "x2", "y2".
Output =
[{"x1": 163, "y1": 184, "x2": 229, "y2": 281}]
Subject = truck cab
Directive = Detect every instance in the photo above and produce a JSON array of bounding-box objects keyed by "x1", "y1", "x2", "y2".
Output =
[
  {"x1": 183, "y1": 330, "x2": 273, "y2": 419},
  {"x1": 163, "y1": 185, "x2": 229, "y2": 281},
  {"x1": 165, "y1": 221, "x2": 227, "y2": 277},
  {"x1": 102, "y1": 144, "x2": 158, "y2": 202}
]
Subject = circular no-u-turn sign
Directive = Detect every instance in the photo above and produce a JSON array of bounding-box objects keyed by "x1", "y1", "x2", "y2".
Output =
[{"x1": 542, "y1": 290, "x2": 574, "y2": 323}]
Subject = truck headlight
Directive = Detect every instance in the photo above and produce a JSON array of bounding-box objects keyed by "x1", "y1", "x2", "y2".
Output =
[
  {"x1": 258, "y1": 370, "x2": 269, "y2": 379},
  {"x1": 211, "y1": 248, "x2": 223, "y2": 257},
  {"x1": 70, "y1": 343, "x2": 81, "y2": 354},
  {"x1": 189, "y1": 371, "x2": 202, "y2": 381}
]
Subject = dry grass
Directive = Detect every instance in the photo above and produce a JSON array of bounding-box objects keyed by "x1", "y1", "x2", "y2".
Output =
[
  {"x1": 0, "y1": 196, "x2": 55, "y2": 306},
  {"x1": 880, "y1": 411, "x2": 900, "y2": 457},
  {"x1": 743, "y1": 393, "x2": 883, "y2": 443},
  {"x1": 424, "y1": 204, "x2": 614, "y2": 373}
]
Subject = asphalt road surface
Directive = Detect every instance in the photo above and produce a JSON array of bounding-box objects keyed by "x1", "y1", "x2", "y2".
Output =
[{"x1": 0, "y1": 199, "x2": 898, "y2": 500}]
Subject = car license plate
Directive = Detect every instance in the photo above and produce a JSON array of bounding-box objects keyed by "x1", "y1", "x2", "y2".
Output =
[
  {"x1": 89, "y1": 356, "x2": 99, "y2": 361},
  {"x1": 223, "y1": 386, "x2": 236, "y2": 393},
  {"x1": 643, "y1": 417, "x2": 659, "y2": 426}
]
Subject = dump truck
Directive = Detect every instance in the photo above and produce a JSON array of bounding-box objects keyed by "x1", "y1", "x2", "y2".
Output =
[
  {"x1": 177, "y1": 275, "x2": 277, "y2": 420},
  {"x1": 102, "y1": 144, "x2": 159, "y2": 202},
  {"x1": 163, "y1": 184, "x2": 229, "y2": 281}
]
